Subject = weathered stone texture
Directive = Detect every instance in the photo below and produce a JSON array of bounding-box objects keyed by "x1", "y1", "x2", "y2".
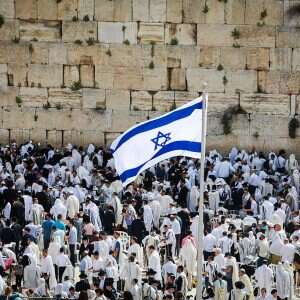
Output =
[
  {"x1": 62, "y1": 21, "x2": 97, "y2": 42},
  {"x1": 48, "y1": 88, "x2": 82, "y2": 108},
  {"x1": 80, "y1": 65, "x2": 95, "y2": 88},
  {"x1": 57, "y1": 0, "x2": 78, "y2": 21},
  {"x1": 225, "y1": 70, "x2": 257, "y2": 94},
  {"x1": 138, "y1": 23, "x2": 165, "y2": 44},
  {"x1": 7, "y1": 64, "x2": 28, "y2": 87},
  {"x1": 78, "y1": 0, "x2": 94, "y2": 21},
  {"x1": 270, "y1": 48, "x2": 292, "y2": 72},
  {"x1": 166, "y1": 0, "x2": 182, "y2": 23},
  {"x1": 15, "y1": 0, "x2": 37, "y2": 19},
  {"x1": 19, "y1": 87, "x2": 48, "y2": 107},
  {"x1": 38, "y1": 0, "x2": 58, "y2": 20},
  {"x1": 165, "y1": 24, "x2": 196, "y2": 45},
  {"x1": 82, "y1": 88, "x2": 105, "y2": 109},
  {"x1": 64, "y1": 65, "x2": 80, "y2": 87},
  {"x1": 0, "y1": 0, "x2": 15, "y2": 19}
]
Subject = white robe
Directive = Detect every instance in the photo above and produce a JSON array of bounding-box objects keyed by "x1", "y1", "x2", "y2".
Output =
[
  {"x1": 149, "y1": 200, "x2": 161, "y2": 229},
  {"x1": 189, "y1": 186, "x2": 199, "y2": 212},
  {"x1": 148, "y1": 251, "x2": 161, "y2": 281},
  {"x1": 66, "y1": 195, "x2": 80, "y2": 219},
  {"x1": 143, "y1": 204, "x2": 154, "y2": 232},
  {"x1": 24, "y1": 254, "x2": 40, "y2": 289},
  {"x1": 24, "y1": 194, "x2": 33, "y2": 221},
  {"x1": 50, "y1": 199, "x2": 67, "y2": 220},
  {"x1": 276, "y1": 263, "x2": 291, "y2": 299},
  {"x1": 40, "y1": 255, "x2": 57, "y2": 289},
  {"x1": 128, "y1": 243, "x2": 144, "y2": 268},
  {"x1": 254, "y1": 264, "x2": 273, "y2": 294}
]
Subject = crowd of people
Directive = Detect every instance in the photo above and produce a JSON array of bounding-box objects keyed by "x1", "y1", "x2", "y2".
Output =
[{"x1": 0, "y1": 141, "x2": 299, "y2": 300}]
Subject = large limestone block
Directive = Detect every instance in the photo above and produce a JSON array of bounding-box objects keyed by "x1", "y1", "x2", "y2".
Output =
[
  {"x1": 66, "y1": 44, "x2": 100, "y2": 65},
  {"x1": 186, "y1": 68, "x2": 224, "y2": 92},
  {"x1": 225, "y1": 0, "x2": 245, "y2": 24},
  {"x1": 28, "y1": 64, "x2": 63, "y2": 88},
  {"x1": 245, "y1": 0, "x2": 283, "y2": 26},
  {"x1": 207, "y1": 93, "x2": 239, "y2": 113},
  {"x1": 48, "y1": 88, "x2": 82, "y2": 108},
  {"x1": 292, "y1": 48, "x2": 300, "y2": 71},
  {"x1": 258, "y1": 71, "x2": 280, "y2": 94},
  {"x1": 170, "y1": 68, "x2": 186, "y2": 90},
  {"x1": 245, "y1": 48, "x2": 270, "y2": 71},
  {"x1": 16, "y1": 0, "x2": 37, "y2": 19},
  {"x1": 150, "y1": 0, "x2": 166, "y2": 22},
  {"x1": 82, "y1": 88, "x2": 105, "y2": 109},
  {"x1": 19, "y1": 20, "x2": 61, "y2": 42},
  {"x1": 0, "y1": 65, "x2": 8, "y2": 89},
  {"x1": 198, "y1": 47, "x2": 220, "y2": 68},
  {"x1": 0, "y1": 0, "x2": 15, "y2": 18},
  {"x1": 0, "y1": 44, "x2": 30, "y2": 64},
  {"x1": 49, "y1": 44, "x2": 67, "y2": 64},
  {"x1": 182, "y1": 0, "x2": 205, "y2": 23},
  {"x1": 62, "y1": 21, "x2": 97, "y2": 42},
  {"x1": 197, "y1": 24, "x2": 235, "y2": 47},
  {"x1": 7, "y1": 64, "x2": 28, "y2": 87},
  {"x1": 153, "y1": 91, "x2": 175, "y2": 111},
  {"x1": 133, "y1": 0, "x2": 149, "y2": 21},
  {"x1": 95, "y1": 65, "x2": 113, "y2": 89},
  {"x1": 64, "y1": 65, "x2": 80, "y2": 87},
  {"x1": 276, "y1": 26, "x2": 300, "y2": 48},
  {"x1": 98, "y1": 22, "x2": 137, "y2": 44},
  {"x1": 0, "y1": 87, "x2": 19, "y2": 106},
  {"x1": 295, "y1": 95, "x2": 300, "y2": 114},
  {"x1": 80, "y1": 65, "x2": 95, "y2": 88},
  {"x1": 19, "y1": 87, "x2": 48, "y2": 107},
  {"x1": 219, "y1": 48, "x2": 246, "y2": 70},
  {"x1": 142, "y1": 45, "x2": 167, "y2": 69},
  {"x1": 280, "y1": 72, "x2": 300, "y2": 94},
  {"x1": 37, "y1": 0, "x2": 58, "y2": 20},
  {"x1": 58, "y1": 0, "x2": 78, "y2": 20},
  {"x1": 114, "y1": 0, "x2": 132, "y2": 21},
  {"x1": 225, "y1": 70, "x2": 257, "y2": 94},
  {"x1": 30, "y1": 42, "x2": 49, "y2": 64},
  {"x1": 205, "y1": 0, "x2": 225, "y2": 24},
  {"x1": 284, "y1": 1, "x2": 300, "y2": 27},
  {"x1": 0, "y1": 64, "x2": 7, "y2": 73},
  {"x1": 166, "y1": 45, "x2": 199, "y2": 68},
  {"x1": 30, "y1": 128, "x2": 47, "y2": 143},
  {"x1": 0, "y1": 20, "x2": 19, "y2": 41},
  {"x1": 78, "y1": 0, "x2": 94, "y2": 20},
  {"x1": 114, "y1": 67, "x2": 143, "y2": 90},
  {"x1": 131, "y1": 91, "x2": 153, "y2": 111},
  {"x1": 143, "y1": 67, "x2": 168, "y2": 90},
  {"x1": 175, "y1": 91, "x2": 199, "y2": 106},
  {"x1": 165, "y1": 24, "x2": 196, "y2": 45},
  {"x1": 166, "y1": 0, "x2": 182, "y2": 23},
  {"x1": 240, "y1": 93, "x2": 289, "y2": 114},
  {"x1": 270, "y1": 48, "x2": 292, "y2": 72},
  {"x1": 106, "y1": 89, "x2": 130, "y2": 110},
  {"x1": 95, "y1": 0, "x2": 114, "y2": 21},
  {"x1": 138, "y1": 23, "x2": 165, "y2": 44}
]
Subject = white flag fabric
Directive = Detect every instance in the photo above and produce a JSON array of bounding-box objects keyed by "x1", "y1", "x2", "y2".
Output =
[{"x1": 110, "y1": 95, "x2": 205, "y2": 186}]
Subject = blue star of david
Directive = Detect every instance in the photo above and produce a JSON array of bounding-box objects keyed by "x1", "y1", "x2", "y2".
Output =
[{"x1": 151, "y1": 131, "x2": 171, "y2": 150}]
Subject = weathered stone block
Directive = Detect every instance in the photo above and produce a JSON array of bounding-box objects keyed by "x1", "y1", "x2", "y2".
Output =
[
  {"x1": 150, "y1": 0, "x2": 167, "y2": 22},
  {"x1": 245, "y1": 48, "x2": 270, "y2": 71},
  {"x1": 28, "y1": 64, "x2": 63, "y2": 88},
  {"x1": 0, "y1": 64, "x2": 7, "y2": 74},
  {"x1": 0, "y1": 87, "x2": 19, "y2": 106},
  {"x1": 138, "y1": 23, "x2": 165, "y2": 44},
  {"x1": 0, "y1": 20, "x2": 19, "y2": 41},
  {"x1": 220, "y1": 48, "x2": 246, "y2": 70},
  {"x1": 16, "y1": 0, "x2": 37, "y2": 19},
  {"x1": 95, "y1": 0, "x2": 114, "y2": 21},
  {"x1": 170, "y1": 68, "x2": 186, "y2": 90},
  {"x1": 167, "y1": 45, "x2": 199, "y2": 68},
  {"x1": 165, "y1": 24, "x2": 196, "y2": 45},
  {"x1": 0, "y1": 0, "x2": 15, "y2": 18},
  {"x1": 62, "y1": 21, "x2": 97, "y2": 42},
  {"x1": 258, "y1": 71, "x2": 280, "y2": 94},
  {"x1": 225, "y1": 70, "x2": 257, "y2": 94},
  {"x1": 186, "y1": 68, "x2": 224, "y2": 92},
  {"x1": 64, "y1": 65, "x2": 80, "y2": 87},
  {"x1": 133, "y1": 0, "x2": 149, "y2": 21},
  {"x1": 131, "y1": 91, "x2": 153, "y2": 111},
  {"x1": 166, "y1": 0, "x2": 182, "y2": 23},
  {"x1": 80, "y1": 65, "x2": 95, "y2": 88},
  {"x1": 182, "y1": 0, "x2": 205, "y2": 23},
  {"x1": 19, "y1": 20, "x2": 61, "y2": 42},
  {"x1": 66, "y1": 44, "x2": 100, "y2": 65},
  {"x1": 153, "y1": 91, "x2": 175, "y2": 111},
  {"x1": 114, "y1": 0, "x2": 132, "y2": 21},
  {"x1": 245, "y1": 0, "x2": 283, "y2": 26},
  {"x1": 0, "y1": 44, "x2": 30, "y2": 64},
  {"x1": 37, "y1": 0, "x2": 58, "y2": 20},
  {"x1": 48, "y1": 88, "x2": 82, "y2": 108},
  {"x1": 82, "y1": 88, "x2": 105, "y2": 109},
  {"x1": 292, "y1": 48, "x2": 300, "y2": 71},
  {"x1": 198, "y1": 47, "x2": 220, "y2": 68},
  {"x1": 143, "y1": 67, "x2": 168, "y2": 90},
  {"x1": 241, "y1": 93, "x2": 289, "y2": 114},
  {"x1": 49, "y1": 44, "x2": 67, "y2": 64},
  {"x1": 98, "y1": 22, "x2": 137, "y2": 44},
  {"x1": 205, "y1": 0, "x2": 225, "y2": 24},
  {"x1": 78, "y1": 0, "x2": 94, "y2": 20},
  {"x1": 208, "y1": 93, "x2": 239, "y2": 113},
  {"x1": 270, "y1": 48, "x2": 292, "y2": 72},
  {"x1": 175, "y1": 91, "x2": 200, "y2": 106},
  {"x1": 106, "y1": 89, "x2": 130, "y2": 110},
  {"x1": 0, "y1": 73, "x2": 7, "y2": 89},
  {"x1": 280, "y1": 72, "x2": 300, "y2": 94},
  {"x1": 58, "y1": 0, "x2": 78, "y2": 20},
  {"x1": 19, "y1": 87, "x2": 48, "y2": 107},
  {"x1": 95, "y1": 65, "x2": 113, "y2": 89},
  {"x1": 7, "y1": 64, "x2": 28, "y2": 87},
  {"x1": 114, "y1": 67, "x2": 143, "y2": 90},
  {"x1": 225, "y1": 0, "x2": 245, "y2": 24},
  {"x1": 30, "y1": 42, "x2": 49, "y2": 64},
  {"x1": 284, "y1": 1, "x2": 300, "y2": 27},
  {"x1": 276, "y1": 26, "x2": 300, "y2": 48}
]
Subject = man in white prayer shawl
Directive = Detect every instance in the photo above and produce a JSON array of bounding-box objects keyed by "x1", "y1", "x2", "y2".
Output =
[
  {"x1": 261, "y1": 197, "x2": 274, "y2": 221},
  {"x1": 23, "y1": 192, "x2": 33, "y2": 222},
  {"x1": 143, "y1": 200, "x2": 154, "y2": 233},
  {"x1": 148, "y1": 195, "x2": 161, "y2": 229},
  {"x1": 276, "y1": 262, "x2": 291, "y2": 300},
  {"x1": 50, "y1": 199, "x2": 67, "y2": 220},
  {"x1": 188, "y1": 185, "x2": 199, "y2": 212},
  {"x1": 128, "y1": 236, "x2": 143, "y2": 268},
  {"x1": 32, "y1": 198, "x2": 44, "y2": 225},
  {"x1": 159, "y1": 189, "x2": 174, "y2": 216},
  {"x1": 107, "y1": 193, "x2": 123, "y2": 226},
  {"x1": 72, "y1": 148, "x2": 82, "y2": 169},
  {"x1": 148, "y1": 245, "x2": 162, "y2": 282},
  {"x1": 40, "y1": 249, "x2": 57, "y2": 290},
  {"x1": 24, "y1": 254, "x2": 40, "y2": 289},
  {"x1": 213, "y1": 248, "x2": 225, "y2": 273},
  {"x1": 254, "y1": 261, "x2": 273, "y2": 295},
  {"x1": 66, "y1": 191, "x2": 80, "y2": 219},
  {"x1": 123, "y1": 256, "x2": 142, "y2": 291},
  {"x1": 283, "y1": 261, "x2": 294, "y2": 300},
  {"x1": 292, "y1": 169, "x2": 300, "y2": 193},
  {"x1": 208, "y1": 184, "x2": 220, "y2": 214}
]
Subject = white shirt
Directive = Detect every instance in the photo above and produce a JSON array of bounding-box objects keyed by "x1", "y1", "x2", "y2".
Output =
[
  {"x1": 55, "y1": 253, "x2": 71, "y2": 267},
  {"x1": 170, "y1": 219, "x2": 181, "y2": 235},
  {"x1": 203, "y1": 233, "x2": 217, "y2": 252},
  {"x1": 280, "y1": 243, "x2": 295, "y2": 263}
]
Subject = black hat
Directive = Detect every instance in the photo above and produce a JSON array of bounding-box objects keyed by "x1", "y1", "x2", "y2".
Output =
[
  {"x1": 146, "y1": 269, "x2": 157, "y2": 276},
  {"x1": 79, "y1": 272, "x2": 87, "y2": 279}
]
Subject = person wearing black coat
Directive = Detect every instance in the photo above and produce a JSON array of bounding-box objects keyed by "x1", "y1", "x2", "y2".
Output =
[
  {"x1": 130, "y1": 215, "x2": 146, "y2": 244},
  {"x1": 0, "y1": 219, "x2": 14, "y2": 244},
  {"x1": 75, "y1": 273, "x2": 90, "y2": 292}
]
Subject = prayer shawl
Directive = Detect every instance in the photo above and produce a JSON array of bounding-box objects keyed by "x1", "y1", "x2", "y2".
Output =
[
  {"x1": 240, "y1": 274, "x2": 254, "y2": 300},
  {"x1": 148, "y1": 250, "x2": 162, "y2": 281},
  {"x1": 128, "y1": 243, "x2": 144, "y2": 268},
  {"x1": 66, "y1": 195, "x2": 80, "y2": 219},
  {"x1": 24, "y1": 194, "x2": 33, "y2": 221},
  {"x1": 50, "y1": 199, "x2": 67, "y2": 220},
  {"x1": 254, "y1": 264, "x2": 273, "y2": 294},
  {"x1": 143, "y1": 204, "x2": 154, "y2": 232},
  {"x1": 24, "y1": 254, "x2": 40, "y2": 289},
  {"x1": 292, "y1": 169, "x2": 300, "y2": 193},
  {"x1": 123, "y1": 262, "x2": 142, "y2": 290},
  {"x1": 179, "y1": 239, "x2": 197, "y2": 276},
  {"x1": 149, "y1": 199, "x2": 161, "y2": 229},
  {"x1": 276, "y1": 263, "x2": 291, "y2": 299},
  {"x1": 40, "y1": 255, "x2": 57, "y2": 289},
  {"x1": 189, "y1": 185, "x2": 199, "y2": 212},
  {"x1": 32, "y1": 203, "x2": 44, "y2": 225}
]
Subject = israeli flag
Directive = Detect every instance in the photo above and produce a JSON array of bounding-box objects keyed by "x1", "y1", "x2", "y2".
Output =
[{"x1": 110, "y1": 95, "x2": 205, "y2": 186}]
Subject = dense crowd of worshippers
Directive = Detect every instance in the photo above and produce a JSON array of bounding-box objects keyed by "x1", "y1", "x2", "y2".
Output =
[{"x1": 0, "y1": 142, "x2": 299, "y2": 300}]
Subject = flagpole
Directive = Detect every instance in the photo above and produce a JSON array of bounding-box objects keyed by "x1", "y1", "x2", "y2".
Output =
[{"x1": 196, "y1": 90, "x2": 208, "y2": 300}]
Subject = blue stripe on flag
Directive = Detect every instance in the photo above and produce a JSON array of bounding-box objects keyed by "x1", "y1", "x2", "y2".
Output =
[
  {"x1": 112, "y1": 101, "x2": 202, "y2": 152},
  {"x1": 119, "y1": 140, "x2": 201, "y2": 183}
]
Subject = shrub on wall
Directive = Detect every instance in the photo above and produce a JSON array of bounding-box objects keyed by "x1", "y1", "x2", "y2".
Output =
[{"x1": 289, "y1": 117, "x2": 300, "y2": 139}]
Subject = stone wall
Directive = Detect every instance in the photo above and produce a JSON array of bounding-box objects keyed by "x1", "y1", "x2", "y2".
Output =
[{"x1": 0, "y1": 0, "x2": 300, "y2": 153}]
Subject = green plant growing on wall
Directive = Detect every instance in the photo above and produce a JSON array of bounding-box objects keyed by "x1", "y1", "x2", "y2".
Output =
[
  {"x1": 253, "y1": 131, "x2": 259, "y2": 139},
  {"x1": 123, "y1": 39, "x2": 130, "y2": 45},
  {"x1": 72, "y1": 16, "x2": 78, "y2": 22},
  {"x1": 232, "y1": 42, "x2": 240, "y2": 48},
  {"x1": 231, "y1": 28, "x2": 240, "y2": 39},
  {"x1": 289, "y1": 117, "x2": 300, "y2": 138},
  {"x1": 170, "y1": 38, "x2": 178, "y2": 45},
  {"x1": 86, "y1": 38, "x2": 95, "y2": 46},
  {"x1": 43, "y1": 102, "x2": 51, "y2": 109},
  {"x1": 34, "y1": 114, "x2": 38, "y2": 122},
  {"x1": 16, "y1": 96, "x2": 22, "y2": 107},
  {"x1": 0, "y1": 15, "x2": 4, "y2": 28},
  {"x1": 169, "y1": 102, "x2": 177, "y2": 111},
  {"x1": 260, "y1": 8, "x2": 268, "y2": 20},
  {"x1": 149, "y1": 61, "x2": 154, "y2": 69},
  {"x1": 12, "y1": 37, "x2": 20, "y2": 43},
  {"x1": 132, "y1": 106, "x2": 140, "y2": 111},
  {"x1": 202, "y1": 4, "x2": 209, "y2": 14},
  {"x1": 29, "y1": 43, "x2": 34, "y2": 53},
  {"x1": 56, "y1": 103, "x2": 62, "y2": 110},
  {"x1": 217, "y1": 64, "x2": 224, "y2": 71},
  {"x1": 83, "y1": 15, "x2": 90, "y2": 21},
  {"x1": 74, "y1": 40, "x2": 82, "y2": 45},
  {"x1": 56, "y1": 0, "x2": 62, "y2": 3},
  {"x1": 122, "y1": 25, "x2": 126, "y2": 32},
  {"x1": 223, "y1": 75, "x2": 228, "y2": 85},
  {"x1": 31, "y1": 38, "x2": 38, "y2": 42},
  {"x1": 221, "y1": 105, "x2": 247, "y2": 135},
  {"x1": 71, "y1": 81, "x2": 81, "y2": 91},
  {"x1": 106, "y1": 49, "x2": 112, "y2": 56},
  {"x1": 257, "y1": 21, "x2": 265, "y2": 27}
]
